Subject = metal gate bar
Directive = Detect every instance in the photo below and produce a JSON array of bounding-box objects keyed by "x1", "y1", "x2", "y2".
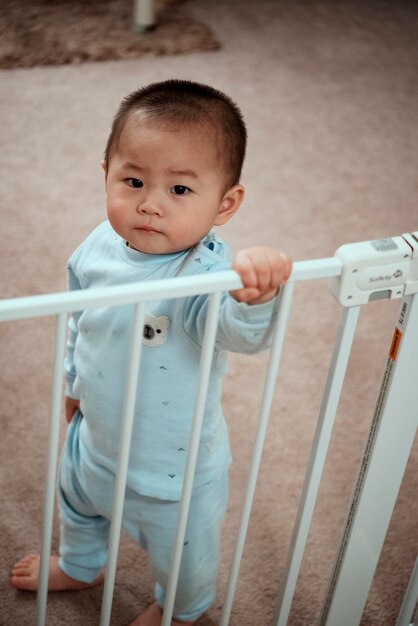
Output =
[
  {"x1": 221, "y1": 259, "x2": 343, "y2": 626},
  {"x1": 397, "y1": 557, "x2": 418, "y2": 626},
  {"x1": 100, "y1": 303, "x2": 147, "y2": 626},
  {"x1": 220, "y1": 281, "x2": 295, "y2": 626},
  {"x1": 37, "y1": 313, "x2": 67, "y2": 626},
  {"x1": 162, "y1": 292, "x2": 222, "y2": 626},
  {"x1": 274, "y1": 305, "x2": 360, "y2": 626}
]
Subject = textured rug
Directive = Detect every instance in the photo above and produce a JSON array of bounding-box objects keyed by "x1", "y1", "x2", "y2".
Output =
[{"x1": 0, "y1": 0, "x2": 220, "y2": 69}]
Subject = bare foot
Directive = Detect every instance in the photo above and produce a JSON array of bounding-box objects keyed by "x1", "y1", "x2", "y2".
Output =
[
  {"x1": 129, "y1": 602, "x2": 199, "y2": 626},
  {"x1": 11, "y1": 554, "x2": 103, "y2": 592}
]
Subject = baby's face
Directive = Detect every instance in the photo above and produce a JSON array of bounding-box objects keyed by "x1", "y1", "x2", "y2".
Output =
[{"x1": 103, "y1": 115, "x2": 240, "y2": 255}]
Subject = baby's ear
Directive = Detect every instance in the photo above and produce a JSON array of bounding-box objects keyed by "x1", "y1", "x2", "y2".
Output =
[
  {"x1": 100, "y1": 160, "x2": 108, "y2": 184},
  {"x1": 214, "y1": 184, "x2": 245, "y2": 226}
]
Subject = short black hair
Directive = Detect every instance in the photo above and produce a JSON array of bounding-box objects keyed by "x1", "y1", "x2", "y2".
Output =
[{"x1": 104, "y1": 79, "x2": 247, "y2": 189}]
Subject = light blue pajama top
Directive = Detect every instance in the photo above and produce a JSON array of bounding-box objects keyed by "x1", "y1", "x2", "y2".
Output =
[{"x1": 64, "y1": 221, "x2": 277, "y2": 501}]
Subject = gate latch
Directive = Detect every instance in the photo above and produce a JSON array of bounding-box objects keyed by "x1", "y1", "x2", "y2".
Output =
[
  {"x1": 402, "y1": 231, "x2": 418, "y2": 296},
  {"x1": 329, "y1": 234, "x2": 416, "y2": 307}
]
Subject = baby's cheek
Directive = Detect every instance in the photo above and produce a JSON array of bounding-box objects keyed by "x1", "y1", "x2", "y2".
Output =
[{"x1": 107, "y1": 202, "x2": 127, "y2": 234}]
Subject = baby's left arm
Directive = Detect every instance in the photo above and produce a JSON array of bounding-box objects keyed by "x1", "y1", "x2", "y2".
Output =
[{"x1": 230, "y1": 246, "x2": 292, "y2": 305}]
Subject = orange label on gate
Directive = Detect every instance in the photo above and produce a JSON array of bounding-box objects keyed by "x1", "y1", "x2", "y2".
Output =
[{"x1": 389, "y1": 327, "x2": 402, "y2": 362}]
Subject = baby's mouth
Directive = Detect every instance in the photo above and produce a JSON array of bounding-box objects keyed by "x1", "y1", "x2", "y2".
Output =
[{"x1": 137, "y1": 225, "x2": 161, "y2": 234}]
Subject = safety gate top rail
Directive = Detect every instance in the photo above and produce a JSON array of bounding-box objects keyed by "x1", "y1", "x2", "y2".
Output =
[
  {"x1": 0, "y1": 232, "x2": 417, "y2": 322},
  {"x1": 0, "y1": 232, "x2": 417, "y2": 626}
]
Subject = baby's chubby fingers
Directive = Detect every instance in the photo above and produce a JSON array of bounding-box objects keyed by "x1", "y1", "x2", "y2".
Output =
[{"x1": 230, "y1": 247, "x2": 292, "y2": 304}]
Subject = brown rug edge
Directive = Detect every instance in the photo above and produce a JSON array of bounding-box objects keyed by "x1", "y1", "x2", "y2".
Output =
[{"x1": 0, "y1": 0, "x2": 221, "y2": 70}]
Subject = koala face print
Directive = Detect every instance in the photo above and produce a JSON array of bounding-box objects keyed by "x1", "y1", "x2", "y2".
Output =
[{"x1": 142, "y1": 314, "x2": 170, "y2": 347}]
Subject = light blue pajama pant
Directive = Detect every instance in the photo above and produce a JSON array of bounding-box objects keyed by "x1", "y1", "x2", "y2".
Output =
[{"x1": 58, "y1": 412, "x2": 228, "y2": 622}]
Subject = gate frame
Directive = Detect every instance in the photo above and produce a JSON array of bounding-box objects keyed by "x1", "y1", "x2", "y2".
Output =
[{"x1": 1, "y1": 234, "x2": 417, "y2": 626}]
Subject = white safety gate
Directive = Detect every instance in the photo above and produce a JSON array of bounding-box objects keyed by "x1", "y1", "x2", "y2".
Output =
[{"x1": 1, "y1": 233, "x2": 417, "y2": 626}]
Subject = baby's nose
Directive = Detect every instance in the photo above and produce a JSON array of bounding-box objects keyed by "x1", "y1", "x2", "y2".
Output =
[{"x1": 137, "y1": 190, "x2": 163, "y2": 215}]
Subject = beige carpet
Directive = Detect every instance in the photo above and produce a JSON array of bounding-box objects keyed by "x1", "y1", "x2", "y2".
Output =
[
  {"x1": 0, "y1": 0, "x2": 220, "y2": 69},
  {"x1": 0, "y1": 0, "x2": 417, "y2": 624}
]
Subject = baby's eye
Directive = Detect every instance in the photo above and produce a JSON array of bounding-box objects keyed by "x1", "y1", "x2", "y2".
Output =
[
  {"x1": 126, "y1": 178, "x2": 143, "y2": 188},
  {"x1": 170, "y1": 185, "x2": 190, "y2": 196}
]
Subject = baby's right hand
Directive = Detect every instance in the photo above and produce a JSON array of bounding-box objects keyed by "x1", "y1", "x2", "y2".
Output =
[
  {"x1": 65, "y1": 396, "x2": 80, "y2": 424},
  {"x1": 231, "y1": 246, "x2": 292, "y2": 305}
]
